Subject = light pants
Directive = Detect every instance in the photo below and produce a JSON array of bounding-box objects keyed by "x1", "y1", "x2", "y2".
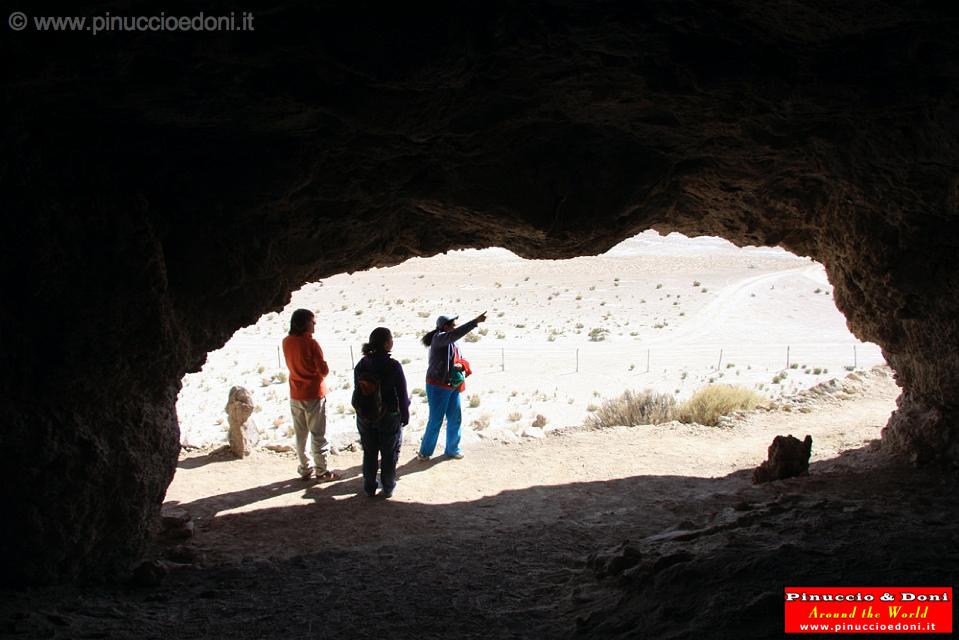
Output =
[
  {"x1": 289, "y1": 398, "x2": 329, "y2": 477},
  {"x1": 419, "y1": 384, "x2": 462, "y2": 457}
]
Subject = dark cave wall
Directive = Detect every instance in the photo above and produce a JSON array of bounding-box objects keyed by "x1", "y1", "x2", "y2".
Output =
[{"x1": 1, "y1": 0, "x2": 957, "y2": 584}]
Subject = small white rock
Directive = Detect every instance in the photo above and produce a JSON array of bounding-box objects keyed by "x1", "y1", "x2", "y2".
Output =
[{"x1": 492, "y1": 429, "x2": 521, "y2": 444}]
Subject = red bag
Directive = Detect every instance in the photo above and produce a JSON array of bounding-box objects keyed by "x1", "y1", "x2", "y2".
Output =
[{"x1": 451, "y1": 357, "x2": 472, "y2": 392}]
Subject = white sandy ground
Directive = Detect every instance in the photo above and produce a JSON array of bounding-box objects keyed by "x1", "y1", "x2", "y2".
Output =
[{"x1": 175, "y1": 232, "x2": 885, "y2": 452}]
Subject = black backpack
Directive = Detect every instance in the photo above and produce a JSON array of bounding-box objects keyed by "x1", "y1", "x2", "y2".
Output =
[{"x1": 352, "y1": 366, "x2": 385, "y2": 422}]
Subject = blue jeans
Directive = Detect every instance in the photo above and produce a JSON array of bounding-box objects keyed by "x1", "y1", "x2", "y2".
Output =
[
  {"x1": 419, "y1": 384, "x2": 462, "y2": 457},
  {"x1": 357, "y1": 413, "x2": 401, "y2": 495}
]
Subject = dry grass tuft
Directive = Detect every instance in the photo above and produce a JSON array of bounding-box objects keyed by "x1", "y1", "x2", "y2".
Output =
[
  {"x1": 677, "y1": 385, "x2": 766, "y2": 426},
  {"x1": 585, "y1": 390, "x2": 677, "y2": 428}
]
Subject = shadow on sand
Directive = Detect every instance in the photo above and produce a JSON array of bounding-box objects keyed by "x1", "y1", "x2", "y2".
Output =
[{"x1": 5, "y1": 446, "x2": 957, "y2": 640}]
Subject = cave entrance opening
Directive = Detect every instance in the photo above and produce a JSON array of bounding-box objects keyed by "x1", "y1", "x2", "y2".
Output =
[{"x1": 175, "y1": 230, "x2": 885, "y2": 456}]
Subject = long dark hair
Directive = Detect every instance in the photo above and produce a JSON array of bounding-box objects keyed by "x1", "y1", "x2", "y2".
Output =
[
  {"x1": 362, "y1": 327, "x2": 392, "y2": 356},
  {"x1": 421, "y1": 329, "x2": 438, "y2": 347},
  {"x1": 289, "y1": 309, "x2": 314, "y2": 336}
]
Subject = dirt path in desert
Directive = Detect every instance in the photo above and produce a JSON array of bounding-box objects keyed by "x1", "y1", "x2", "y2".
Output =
[
  {"x1": 640, "y1": 265, "x2": 815, "y2": 346},
  {"x1": 164, "y1": 369, "x2": 898, "y2": 565}
]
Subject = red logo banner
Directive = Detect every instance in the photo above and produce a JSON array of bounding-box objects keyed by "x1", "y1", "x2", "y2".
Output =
[{"x1": 784, "y1": 587, "x2": 952, "y2": 634}]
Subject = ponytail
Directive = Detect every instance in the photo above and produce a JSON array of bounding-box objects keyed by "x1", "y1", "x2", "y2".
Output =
[
  {"x1": 363, "y1": 327, "x2": 392, "y2": 356},
  {"x1": 421, "y1": 329, "x2": 438, "y2": 347}
]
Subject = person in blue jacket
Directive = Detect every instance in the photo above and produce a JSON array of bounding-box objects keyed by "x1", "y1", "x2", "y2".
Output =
[
  {"x1": 417, "y1": 311, "x2": 486, "y2": 460},
  {"x1": 352, "y1": 327, "x2": 410, "y2": 498}
]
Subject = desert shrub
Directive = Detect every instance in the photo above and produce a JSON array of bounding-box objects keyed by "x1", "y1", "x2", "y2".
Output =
[
  {"x1": 411, "y1": 387, "x2": 426, "y2": 397},
  {"x1": 464, "y1": 333, "x2": 481, "y2": 342},
  {"x1": 677, "y1": 385, "x2": 766, "y2": 426},
  {"x1": 585, "y1": 389, "x2": 677, "y2": 428},
  {"x1": 507, "y1": 411, "x2": 523, "y2": 422},
  {"x1": 532, "y1": 414, "x2": 547, "y2": 428},
  {"x1": 273, "y1": 371, "x2": 288, "y2": 384},
  {"x1": 401, "y1": 358, "x2": 411, "y2": 364},
  {"x1": 588, "y1": 328, "x2": 608, "y2": 342},
  {"x1": 468, "y1": 394, "x2": 481, "y2": 408},
  {"x1": 478, "y1": 327, "x2": 489, "y2": 336}
]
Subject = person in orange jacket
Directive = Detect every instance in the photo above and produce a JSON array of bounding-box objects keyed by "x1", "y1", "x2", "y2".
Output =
[{"x1": 281, "y1": 308, "x2": 340, "y2": 482}]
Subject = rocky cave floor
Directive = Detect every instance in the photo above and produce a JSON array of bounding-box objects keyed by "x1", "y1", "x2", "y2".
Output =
[{"x1": 3, "y1": 374, "x2": 958, "y2": 640}]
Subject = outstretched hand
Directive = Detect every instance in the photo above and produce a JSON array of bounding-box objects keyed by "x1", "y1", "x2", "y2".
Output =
[{"x1": 475, "y1": 311, "x2": 487, "y2": 324}]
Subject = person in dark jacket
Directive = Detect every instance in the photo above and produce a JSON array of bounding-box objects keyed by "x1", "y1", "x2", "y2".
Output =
[
  {"x1": 417, "y1": 311, "x2": 486, "y2": 461},
  {"x1": 352, "y1": 327, "x2": 410, "y2": 498}
]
